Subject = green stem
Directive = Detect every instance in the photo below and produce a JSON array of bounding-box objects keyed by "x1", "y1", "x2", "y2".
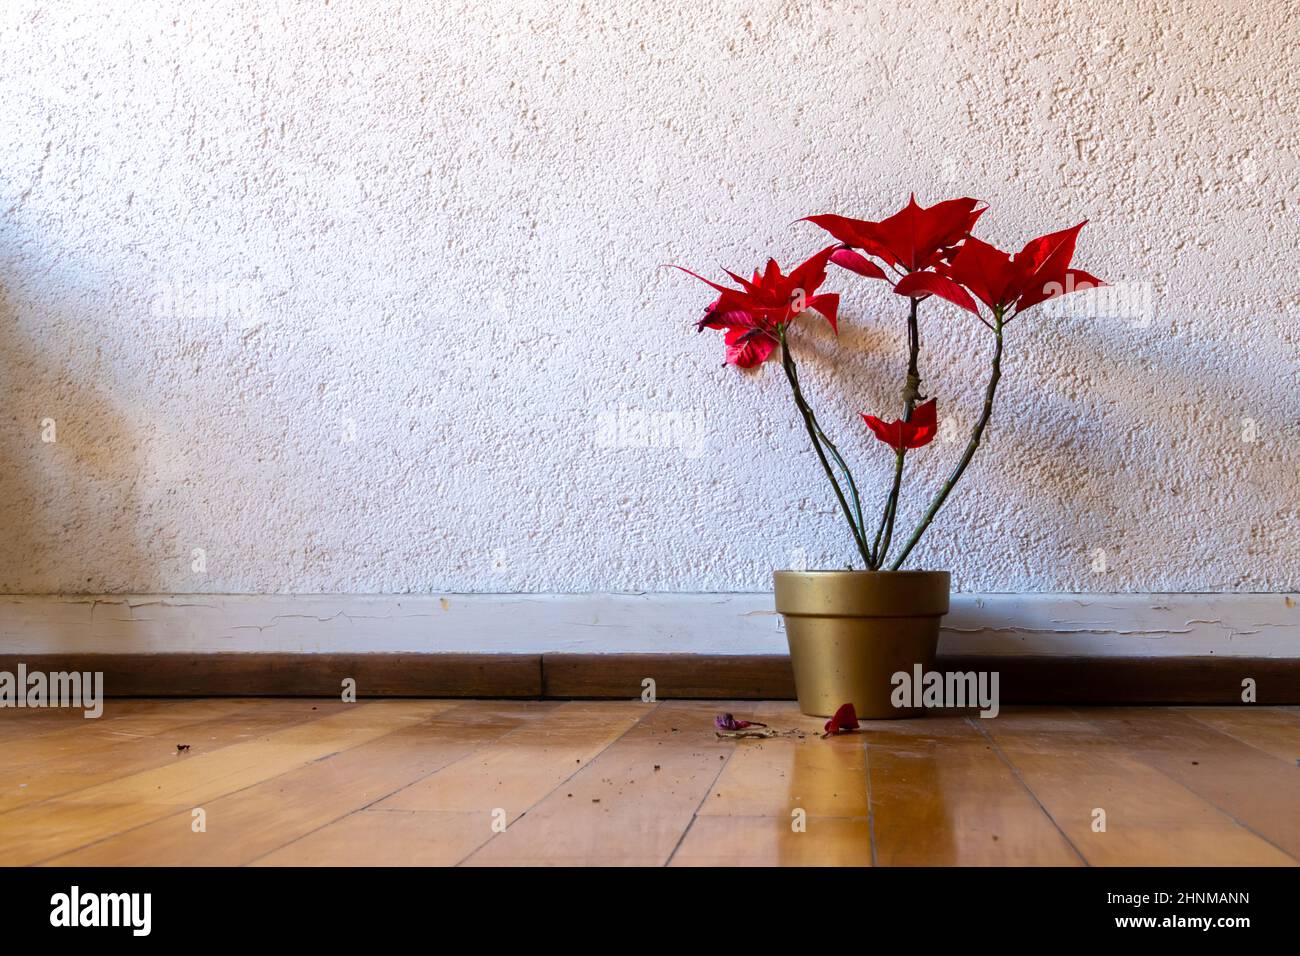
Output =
[
  {"x1": 889, "y1": 312, "x2": 1005, "y2": 571},
  {"x1": 870, "y1": 452, "x2": 900, "y2": 563},
  {"x1": 787, "y1": 355, "x2": 867, "y2": 542},
  {"x1": 870, "y1": 296, "x2": 922, "y2": 569},
  {"x1": 779, "y1": 328, "x2": 871, "y2": 566},
  {"x1": 901, "y1": 295, "x2": 922, "y2": 416},
  {"x1": 876, "y1": 450, "x2": 905, "y2": 565}
]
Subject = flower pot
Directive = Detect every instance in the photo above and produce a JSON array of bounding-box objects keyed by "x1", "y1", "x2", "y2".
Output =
[{"x1": 774, "y1": 570, "x2": 950, "y2": 719}]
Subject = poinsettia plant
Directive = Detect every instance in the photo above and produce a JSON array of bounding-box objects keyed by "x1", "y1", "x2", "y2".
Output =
[{"x1": 673, "y1": 196, "x2": 1103, "y2": 571}]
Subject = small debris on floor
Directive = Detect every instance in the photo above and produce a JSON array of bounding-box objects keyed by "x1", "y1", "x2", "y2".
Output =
[
  {"x1": 715, "y1": 728, "x2": 806, "y2": 740},
  {"x1": 715, "y1": 713, "x2": 767, "y2": 731},
  {"x1": 653, "y1": 765, "x2": 661, "y2": 771},
  {"x1": 176, "y1": 744, "x2": 190, "y2": 752}
]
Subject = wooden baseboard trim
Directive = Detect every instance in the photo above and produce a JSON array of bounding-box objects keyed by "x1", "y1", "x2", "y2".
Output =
[
  {"x1": 545, "y1": 654, "x2": 1300, "y2": 703},
  {"x1": 936, "y1": 655, "x2": 1298, "y2": 704},
  {"x1": 542, "y1": 653, "x2": 793, "y2": 699},
  {"x1": 0, "y1": 653, "x2": 543, "y2": 698},
  {"x1": 1, "y1": 653, "x2": 1296, "y2": 703}
]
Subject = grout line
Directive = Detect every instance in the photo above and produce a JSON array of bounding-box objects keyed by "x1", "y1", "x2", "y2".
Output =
[
  {"x1": 1178, "y1": 708, "x2": 1300, "y2": 767},
  {"x1": 2, "y1": 698, "x2": 332, "y2": 818},
  {"x1": 863, "y1": 732, "x2": 878, "y2": 868},
  {"x1": 243, "y1": 700, "x2": 552, "y2": 866},
  {"x1": 28, "y1": 700, "x2": 460, "y2": 866},
  {"x1": 453, "y1": 700, "x2": 664, "y2": 867},
  {"x1": 968, "y1": 714, "x2": 1090, "y2": 867},
  {"x1": 664, "y1": 725, "x2": 737, "y2": 868},
  {"x1": 1077, "y1": 706, "x2": 1300, "y2": 865}
]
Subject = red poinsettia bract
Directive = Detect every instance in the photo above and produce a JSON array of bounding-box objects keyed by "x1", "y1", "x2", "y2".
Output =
[
  {"x1": 671, "y1": 247, "x2": 841, "y2": 367},
  {"x1": 823, "y1": 702, "x2": 860, "y2": 737},
  {"x1": 896, "y1": 221, "x2": 1105, "y2": 321},
  {"x1": 674, "y1": 196, "x2": 1105, "y2": 574},
  {"x1": 805, "y1": 195, "x2": 985, "y2": 282},
  {"x1": 862, "y1": 398, "x2": 938, "y2": 452}
]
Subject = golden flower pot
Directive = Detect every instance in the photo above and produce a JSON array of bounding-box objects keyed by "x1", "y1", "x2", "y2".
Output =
[{"x1": 774, "y1": 570, "x2": 950, "y2": 719}]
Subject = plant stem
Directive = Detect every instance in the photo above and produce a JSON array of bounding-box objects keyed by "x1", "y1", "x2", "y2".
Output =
[
  {"x1": 788, "y1": 357, "x2": 867, "y2": 541},
  {"x1": 902, "y1": 295, "x2": 922, "y2": 415},
  {"x1": 870, "y1": 296, "x2": 922, "y2": 569},
  {"x1": 876, "y1": 450, "x2": 905, "y2": 564},
  {"x1": 889, "y1": 312, "x2": 1005, "y2": 571},
  {"x1": 778, "y1": 328, "x2": 872, "y2": 566},
  {"x1": 870, "y1": 449, "x2": 901, "y2": 562}
]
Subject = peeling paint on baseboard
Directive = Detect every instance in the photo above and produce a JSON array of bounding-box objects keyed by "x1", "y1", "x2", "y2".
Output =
[{"x1": 0, "y1": 593, "x2": 1295, "y2": 658}]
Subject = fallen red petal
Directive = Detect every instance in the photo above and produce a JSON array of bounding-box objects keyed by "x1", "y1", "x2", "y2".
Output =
[
  {"x1": 823, "y1": 702, "x2": 860, "y2": 736},
  {"x1": 715, "y1": 712, "x2": 768, "y2": 731}
]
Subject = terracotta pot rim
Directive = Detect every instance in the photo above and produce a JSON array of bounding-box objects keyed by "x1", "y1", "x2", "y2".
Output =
[
  {"x1": 774, "y1": 568, "x2": 950, "y2": 617},
  {"x1": 773, "y1": 569, "x2": 949, "y2": 577}
]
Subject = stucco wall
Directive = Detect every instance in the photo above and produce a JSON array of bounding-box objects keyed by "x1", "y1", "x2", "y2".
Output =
[{"x1": 1, "y1": 0, "x2": 1295, "y2": 594}]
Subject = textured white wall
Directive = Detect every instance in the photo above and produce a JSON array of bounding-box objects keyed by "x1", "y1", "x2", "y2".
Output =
[{"x1": 1, "y1": 0, "x2": 1295, "y2": 595}]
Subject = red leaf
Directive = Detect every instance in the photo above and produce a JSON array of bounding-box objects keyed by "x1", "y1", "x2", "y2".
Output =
[
  {"x1": 943, "y1": 236, "x2": 1016, "y2": 312},
  {"x1": 823, "y1": 702, "x2": 860, "y2": 736},
  {"x1": 1010, "y1": 221, "x2": 1087, "y2": 314},
  {"x1": 809, "y1": 197, "x2": 984, "y2": 273},
  {"x1": 723, "y1": 327, "x2": 777, "y2": 368},
  {"x1": 664, "y1": 263, "x2": 734, "y2": 296},
  {"x1": 804, "y1": 293, "x2": 840, "y2": 333},
  {"x1": 906, "y1": 398, "x2": 938, "y2": 448},
  {"x1": 801, "y1": 214, "x2": 873, "y2": 249},
  {"x1": 829, "y1": 248, "x2": 887, "y2": 280},
  {"x1": 861, "y1": 398, "x2": 938, "y2": 451},
  {"x1": 893, "y1": 270, "x2": 981, "y2": 317},
  {"x1": 715, "y1": 713, "x2": 767, "y2": 730},
  {"x1": 671, "y1": 247, "x2": 842, "y2": 365},
  {"x1": 1065, "y1": 268, "x2": 1105, "y2": 292},
  {"x1": 942, "y1": 221, "x2": 1103, "y2": 319},
  {"x1": 862, "y1": 413, "x2": 902, "y2": 450}
]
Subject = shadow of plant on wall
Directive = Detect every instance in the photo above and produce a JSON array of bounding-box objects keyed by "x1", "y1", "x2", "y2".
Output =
[
  {"x1": 670, "y1": 199, "x2": 1298, "y2": 591},
  {"x1": 0, "y1": 281, "x2": 148, "y2": 598},
  {"x1": 749, "y1": 312, "x2": 1296, "y2": 591}
]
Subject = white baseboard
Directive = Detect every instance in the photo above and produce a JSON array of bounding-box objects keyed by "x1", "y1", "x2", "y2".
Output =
[{"x1": 0, "y1": 592, "x2": 1296, "y2": 658}]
